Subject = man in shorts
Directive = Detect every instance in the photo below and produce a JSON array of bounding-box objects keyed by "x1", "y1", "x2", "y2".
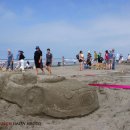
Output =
[
  {"x1": 34, "y1": 46, "x2": 44, "y2": 75},
  {"x1": 46, "y1": 48, "x2": 53, "y2": 75},
  {"x1": 108, "y1": 50, "x2": 113, "y2": 69}
]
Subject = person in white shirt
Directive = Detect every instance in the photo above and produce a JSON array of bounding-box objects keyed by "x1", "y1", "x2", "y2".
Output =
[
  {"x1": 127, "y1": 54, "x2": 130, "y2": 62},
  {"x1": 116, "y1": 53, "x2": 120, "y2": 64},
  {"x1": 25, "y1": 61, "x2": 30, "y2": 69},
  {"x1": 119, "y1": 55, "x2": 124, "y2": 63}
]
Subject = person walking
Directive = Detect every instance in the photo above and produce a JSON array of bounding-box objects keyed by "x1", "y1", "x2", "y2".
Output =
[
  {"x1": 6, "y1": 49, "x2": 14, "y2": 71},
  {"x1": 34, "y1": 46, "x2": 44, "y2": 75},
  {"x1": 19, "y1": 51, "x2": 25, "y2": 71},
  {"x1": 46, "y1": 48, "x2": 53, "y2": 75}
]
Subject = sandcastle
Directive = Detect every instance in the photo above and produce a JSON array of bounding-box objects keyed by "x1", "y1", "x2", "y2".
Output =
[
  {"x1": 92, "y1": 63, "x2": 106, "y2": 70},
  {"x1": 0, "y1": 72, "x2": 99, "y2": 118}
]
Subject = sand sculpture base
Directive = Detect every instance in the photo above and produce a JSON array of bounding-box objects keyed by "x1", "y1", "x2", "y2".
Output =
[{"x1": 0, "y1": 73, "x2": 99, "y2": 118}]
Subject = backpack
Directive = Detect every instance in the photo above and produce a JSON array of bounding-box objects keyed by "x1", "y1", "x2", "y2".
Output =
[
  {"x1": 100, "y1": 57, "x2": 104, "y2": 62},
  {"x1": 76, "y1": 54, "x2": 79, "y2": 59}
]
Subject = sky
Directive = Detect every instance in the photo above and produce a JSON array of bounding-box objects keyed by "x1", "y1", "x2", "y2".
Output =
[{"x1": 0, "y1": 0, "x2": 130, "y2": 59}]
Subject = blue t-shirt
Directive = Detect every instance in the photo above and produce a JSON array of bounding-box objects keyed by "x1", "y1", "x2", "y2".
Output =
[
  {"x1": 109, "y1": 53, "x2": 113, "y2": 59},
  {"x1": 8, "y1": 53, "x2": 13, "y2": 62}
]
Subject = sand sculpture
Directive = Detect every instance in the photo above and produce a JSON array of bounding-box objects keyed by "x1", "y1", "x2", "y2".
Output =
[
  {"x1": 0, "y1": 73, "x2": 99, "y2": 118},
  {"x1": 92, "y1": 63, "x2": 106, "y2": 70}
]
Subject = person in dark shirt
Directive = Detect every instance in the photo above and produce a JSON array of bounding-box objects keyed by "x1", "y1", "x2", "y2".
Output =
[
  {"x1": 98, "y1": 52, "x2": 104, "y2": 63},
  {"x1": 19, "y1": 51, "x2": 25, "y2": 71},
  {"x1": 34, "y1": 46, "x2": 44, "y2": 75},
  {"x1": 19, "y1": 51, "x2": 25, "y2": 60},
  {"x1": 46, "y1": 48, "x2": 53, "y2": 75},
  {"x1": 86, "y1": 51, "x2": 92, "y2": 67}
]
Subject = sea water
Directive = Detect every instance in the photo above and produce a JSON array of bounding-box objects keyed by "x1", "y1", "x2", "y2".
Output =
[{"x1": 0, "y1": 58, "x2": 78, "y2": 68}]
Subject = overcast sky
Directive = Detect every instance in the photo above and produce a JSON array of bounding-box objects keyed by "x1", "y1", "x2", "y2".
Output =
[{"x1": 0, "y1": 0, "x2": 130, "y2": 59}]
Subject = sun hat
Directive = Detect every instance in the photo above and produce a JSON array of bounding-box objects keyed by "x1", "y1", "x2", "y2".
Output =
[{"x1": 8, "y1": 49, "x2": 11, "y2": 52}]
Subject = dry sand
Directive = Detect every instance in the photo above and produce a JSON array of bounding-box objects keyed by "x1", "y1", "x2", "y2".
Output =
[{"x1": 0, "y1": 65, "x2": 130, "y2": 130}]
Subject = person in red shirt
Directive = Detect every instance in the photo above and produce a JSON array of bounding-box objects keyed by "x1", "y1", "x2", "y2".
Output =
[{"x1": 105, "y1": 50, "x2": 109, "y2": 70}]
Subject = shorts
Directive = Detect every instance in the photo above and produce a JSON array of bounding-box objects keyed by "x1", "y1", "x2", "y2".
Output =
[
  {"x1": 79, "y1": 59, "x2": 83, "y2": 62},
  {"x1": 87, "y1": 59, "x2": 91, "y2": 66},
  {"x1": 46, "y1": 62, "x2": 52, "y2": 66},
  {"x1": 35, "y1": 61, "x2": 43, "y2": 68},
  {"x1": 105, "y1": 60, "x2": 109, "y2": 64},
  {"x1": 109, "y1": 59, "x2": 113, "y2": 64},
  {"x1": 94, "y1": 58, "x2": 98, "y2": 61}
]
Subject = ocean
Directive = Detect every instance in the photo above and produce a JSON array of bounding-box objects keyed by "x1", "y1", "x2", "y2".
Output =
[{"x1": 0, "y1": 58, "x2": 78, "y2": 68}]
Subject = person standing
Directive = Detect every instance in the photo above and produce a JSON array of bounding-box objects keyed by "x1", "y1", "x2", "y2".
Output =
[
  {"x1": 116, "y1": 53, "x2": 120, "y2": 64},
  {"x1": 19, "y1": 51, "x2": 25, "y2": 71},
  {"x1": 6, "y1": 49, "x2": 14, "y2": 71},
  {"x1": 105, "y1": 50, "x2": 109, "y2": 69},
  {"x1": 98, "y1": 52, "x2": 103, "y2": 63},
  {"x1": 34, "y1": 46, "x2": 44, "y2": 75},
  {"x1": 94, "y1": 51, "x2": 98, "y2": 62},
  {"x1": 79, "y1": 51, "x2": 84, "y2": 71},
  {"x1": 62, "y1": 56, "x2": 65, "y2": 66},
  {"x1": 86, "y1": 51, "x2": 92, "y2": 68},
  {"x1": 127, "y1": 54, "x2": 130, "y2": 62},
  {"x1": 112, "y1": 49, "x2": 116, "y2": 70},
  {"x1": 108, "y1": 50, "x2": 113, "y2": 69},
  {"x1": 46, "y1": 48, "x2": 53, "y2": 75},
  {"x1": 15, "y1": 51, "x2": 20, "y2": 69}
]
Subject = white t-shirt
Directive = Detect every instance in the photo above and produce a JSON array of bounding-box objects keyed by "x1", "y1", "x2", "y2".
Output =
[
  {"x1": 116, "y1": 53, "x2": 120, "y2": 60},
  {"x1": 128, "y1": 55, "x2": 130, "y2": 60}
]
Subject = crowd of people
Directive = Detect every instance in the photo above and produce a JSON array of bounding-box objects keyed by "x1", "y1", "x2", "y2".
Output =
[
  {"x1": 1, "y1": 47, "x2": 129, "y2": 75},
  {"x1": 77, "y1": 49, "x2": 125, "y2": 71},
  {"x1": 5, "y1": 46, "x2": 53, "y2": 75}
]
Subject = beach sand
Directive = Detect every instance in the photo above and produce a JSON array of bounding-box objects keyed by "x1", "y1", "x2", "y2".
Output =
[{"x1": 0, "y1": 65, "x2": 130, "y2": 130}]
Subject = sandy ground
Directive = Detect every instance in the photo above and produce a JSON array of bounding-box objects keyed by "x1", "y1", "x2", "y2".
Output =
[{"x1": 0, "y1": 65, "x2": 130, "y2": 130}]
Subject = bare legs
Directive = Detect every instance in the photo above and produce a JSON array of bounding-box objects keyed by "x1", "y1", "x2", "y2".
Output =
[
  {"x1": 46, "y1": 66, "x2": 52, "y2": 75},
  {"x1": 109, "y1": 60, "x2": 113, "y2": 69},
  {"x1": 36, "y1": 68, "x2": 45, "y2": 75},
  {"x1": 80, "y1": 62, "x2": 83, "y2": 71},
  {"x1": 105, "y1": 61, "x2": 109, "y2": 70}
]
